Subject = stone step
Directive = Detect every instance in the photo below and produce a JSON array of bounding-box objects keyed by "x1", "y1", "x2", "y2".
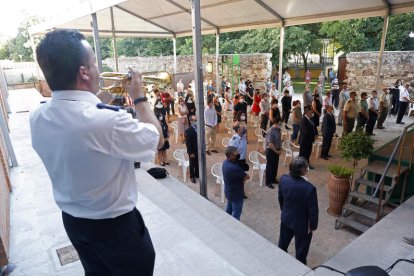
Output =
[
  {"x1": 336, "y1": 216, "x2": 370, "y2": 233},
  {"x1": 355, "y1": 178, "x2": 392, "y2": 192},
  {"x1": 349, "y1": 191, "x2": 380, "y2": 205},
  {"x1": 342, "y1": 203, "x2": 377, "y2": 221},
  {"x1": 362, "y1": 160, "x2": 408, "y2": 179},
  {"x1": 136, "y1": 166, "x2": 310, "y2": 275}
]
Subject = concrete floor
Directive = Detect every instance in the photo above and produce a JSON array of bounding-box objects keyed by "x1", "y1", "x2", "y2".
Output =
[{"x1": 5, "y1": 88, "x2": 414, "y2": 275}]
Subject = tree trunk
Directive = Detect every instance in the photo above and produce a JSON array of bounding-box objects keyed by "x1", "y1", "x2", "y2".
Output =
[{"x1": 301, "y1": 53, "x2": 308, "y2": 78}]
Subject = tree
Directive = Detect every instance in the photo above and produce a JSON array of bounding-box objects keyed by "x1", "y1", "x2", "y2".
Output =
[
  {"x1": 1, "y1": 16, "x2": 43, "y2": 61},
  {"x1": 320, "y1": 13, "x2": 414, "y2": 53}
]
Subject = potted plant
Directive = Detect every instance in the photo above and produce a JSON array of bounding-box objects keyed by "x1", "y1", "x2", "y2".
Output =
[{"x1": 327, "y1": 165, "x2": 354, "y2": 216}]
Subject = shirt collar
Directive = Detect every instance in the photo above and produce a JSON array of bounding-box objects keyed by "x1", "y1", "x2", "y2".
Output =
[{"x1": 52, "y1": 90, "x2": 101, "y2": 105}]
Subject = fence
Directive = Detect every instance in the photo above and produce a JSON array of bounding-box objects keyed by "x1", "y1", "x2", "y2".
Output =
[{"x1": 0, "y1": 68, "x2": 18, "y2": 267}]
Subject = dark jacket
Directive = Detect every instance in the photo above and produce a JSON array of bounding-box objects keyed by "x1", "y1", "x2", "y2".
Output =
[
  {"x1": 185, "y1": 126, "x2": 198, "y2": 157},
  {"x1": 322, "y1": 112, "x2": 336, "y2": 138},
  {"x1": 278, "y1": 174, "x2": 319, "y2": 233},
  {"x1": 299, "y1": 116, "x2": 318, "y2": 146}
]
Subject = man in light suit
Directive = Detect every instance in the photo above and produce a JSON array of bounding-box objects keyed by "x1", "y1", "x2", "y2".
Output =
[
  {"x1": 278, "y1": 157, "x2": 319, "y2": 265},
  {"x1": 299, "y1": 106, "x2": 318, "y2": 169}
]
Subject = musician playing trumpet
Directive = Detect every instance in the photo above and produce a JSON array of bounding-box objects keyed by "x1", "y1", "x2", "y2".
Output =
[{"x1": 30, "y1": 29, "x2": 163, "y2": 275}]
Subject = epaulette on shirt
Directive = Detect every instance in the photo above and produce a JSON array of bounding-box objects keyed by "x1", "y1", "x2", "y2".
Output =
[
  {"x1": 96, "y1": 103, "x2": 121, "y2": 111},
  {"x1": 40, "y1": 100, "x2": 48, "y2": 104}
]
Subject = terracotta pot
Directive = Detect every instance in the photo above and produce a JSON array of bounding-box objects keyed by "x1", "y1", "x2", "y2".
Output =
[{"x1": 327, "y1": 173, "x2": 350, "y2": 217}]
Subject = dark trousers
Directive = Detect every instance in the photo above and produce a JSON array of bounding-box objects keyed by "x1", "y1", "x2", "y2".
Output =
[
  {"x1": 356, "y1": 112, "x2": 368, "y2": 130},
  {"x1": 189, "y1": 156, "x2": 199, "y2": 178},
  {"x1": 299, "y1": 142, "x2": 313, "y2": 164},
  {"x1": 390, "y1": 90, "x2": 400, "y2": 115},
  {"x1": 376, "y1": 106, "x2": 388, "y2": 128},
  {"x1": 396, "y1": 101, "x2": 409, "y2": 123},
  {"x1": 321, "y1": 135, "x2": 333, "y2": 158},
  {"x1": 291, "y1": 123, "x2": 300, "y2": 142},
  {"x1": 260, "y1": 114, "x2": 269, "y2": 132},
  {"x1": 62, "y1": 208, "x2": 155, "y2": 276},
  {"x1": 366, "y1": 110, "x2": 377, "y2": 134},
  {"x1": 282, "y1": 110, "x2": 290, "y2": 125},
  {"x1": 343, "y1": 117, "x2": 355, "y2": 135},
  {"x1": 265, "y1": 149, "x2": 279, "y2": 185},
  {"x1": 278, "y1": 222, "x2": 313, "y2": 265}
]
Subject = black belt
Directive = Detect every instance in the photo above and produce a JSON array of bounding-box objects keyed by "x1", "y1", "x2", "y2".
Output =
[{"x1": 205, "y1": 124, "x2": 213, "y2": 128}]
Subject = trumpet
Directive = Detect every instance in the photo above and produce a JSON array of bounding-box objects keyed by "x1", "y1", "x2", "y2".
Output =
[{"x1": 99, "y1": 70, "x2": 172, "y2": 97}]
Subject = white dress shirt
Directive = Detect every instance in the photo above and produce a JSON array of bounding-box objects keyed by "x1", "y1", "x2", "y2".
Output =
[
  {"x1": 30, "y1": 90, "x2": 159, "y2": 219},
  {"x1": 204, "y1": 106, "x2": 217, "y2": 127}
]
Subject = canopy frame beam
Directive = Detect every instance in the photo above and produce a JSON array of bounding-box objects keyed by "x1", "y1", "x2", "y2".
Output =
[{"x1": 166, "y1": 0, "x2": 218, "y2": 29}]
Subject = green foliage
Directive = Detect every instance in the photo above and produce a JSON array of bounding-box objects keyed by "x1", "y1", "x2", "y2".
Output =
[
  {"x1": 320, "y1": 13, "x2": 414, "y2": 53},
  {"x1": 328, "y1": 165, "x2": 354, "y2": 178},
  {"x1": 339, "y1": 130, "x2": 374, "y2": 163}
]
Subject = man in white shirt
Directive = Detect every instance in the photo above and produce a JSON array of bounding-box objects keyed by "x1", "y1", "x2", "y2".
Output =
[
  {"x1": 30, "y1": 29, "x2": 163, "y2": 275},
  {"x1": 204, "y1": 98, "x2": 218, "y2": 155},
  {"x1": 366, "y1": 90, "x2": 379, "y2": 135},
  {"x1": 238, "y1": 78, "x2": 247, "y2": 95},
  {"x1": 177, "y1": 78, "x2": 184, "y2": 97},
  {"x1": 269, "y1": 83, "x2": 279, "y2": 101},
  {"x1": 396, "y1": 83, "x2": 414, "y2": 124}
]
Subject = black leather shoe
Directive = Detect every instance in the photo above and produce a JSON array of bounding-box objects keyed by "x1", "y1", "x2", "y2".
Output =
[
  {"x1": 243, "y1": 194, "x2": 248, "y2": 199},
  {"x1": 211, "y1": 150, "x2": 218, "y2": 153},
  {"x1": 322, "y1": 156, "x2": 329, "y2": 160},
  {"x1": 191, "y1": 178, "x2": 196, "y2": 183},
  {"x1": 309, "y1": 166, "x2": 315, "y2": 170},
  {"x1": 327, "y1": 155, "x2": 332, "y2": 158},
  {"x1": 266, "y1": 183, "x2": 275, "y2": 189},
  {"x1": 206, "y1": 151, "x2": 211, "y2": 155}
]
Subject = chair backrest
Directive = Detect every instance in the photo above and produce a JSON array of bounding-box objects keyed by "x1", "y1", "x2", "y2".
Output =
[
  {"x1": 218, "y1": 97, "x2": 226, "y2": 106},
  {"x1": 211, "y1": 163, "x2": 223, "y2": 178},
  {"x1": 254, "y1": 128, "x2": 266, "y2": 137},
  {"x1": 222, "y1": 137, "x2": 231, "y2": 147},
  {"x1": 282, "y1": 140, "x2": 293, "y2": 156},
  {"x1": 225, "y1": 121, "x2": 234, "y2": 130},
  {"x1": 251, "y1": 115, "x2": 260, "y2": 124},
  {"x1": 173, "y1": 149, "x2": 188, "y2": 162},
  {"x1": 249, "y1": 151, "x2": 260, "y2": 164}
]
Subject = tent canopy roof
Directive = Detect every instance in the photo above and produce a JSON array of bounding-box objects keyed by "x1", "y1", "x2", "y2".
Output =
[{"x1": 29, "y1": 0, "x2": 414, "y2": 37}]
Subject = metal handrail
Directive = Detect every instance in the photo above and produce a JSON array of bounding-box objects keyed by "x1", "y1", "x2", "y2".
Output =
[
  {"x1": 373, "y1": 122, "x2": 414, "y2": 220},
  {"x1": 372, "y1": 122, "x2": 414, "y2": 198}
]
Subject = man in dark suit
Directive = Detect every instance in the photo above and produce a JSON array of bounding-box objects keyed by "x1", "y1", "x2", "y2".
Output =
[
  {"x1": 185, "y1": 115, "x2": 199, "y2": 183},
  {"x1": 299, "y1": 106, "x2": 318, "y2": 169},
  {"x1": 321, "y1": 105, "x2": 336, "y2": 160},
  {"x1": 278, "y1": 157, "x2": 319, "y2": 265}
]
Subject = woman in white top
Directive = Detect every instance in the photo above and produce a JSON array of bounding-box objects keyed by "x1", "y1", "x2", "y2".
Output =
[
  {"x1": 284, "y1": 81, "x2": 294, "y2": 96},
  {"x1": 224, "y1": 86, "x2": 233, "y2": 111},
  {"x1": 177, "y1": 97, "x2": 188, "y2": 143}
]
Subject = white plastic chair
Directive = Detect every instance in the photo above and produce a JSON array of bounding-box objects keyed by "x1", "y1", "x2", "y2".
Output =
[
  {"x1": 248, "y1": 151, "x2": 267, "y2": 187},
  {"x1": 312, "y1": 138, "x2": 323, "y2": 159},
  {"x1": 224, "y1": 110, "x2": 233, "y2": 122},
  {"x1": 211, "y1": 163, "x2": 225, "y2": 203},
  {"x1": 218, "y1": 97, "x2": 226, "y2": 107},
  {"x1": 224, "y1": 121, "x2": 234, "y2": 135},
  {"x1": 281, "y1": 127, "x2": 290, "y2": 141},
  {"x1": 409, "y1": 102, "x2": 414, "y2": 116},
  {"x1": 254, "y1": 128, "x2": 267, "y2": 150},
  {"x1": 170, "y1": 121, "x2": 178, "y2": 143},
  {"x1": 250, "y1": 115, "x2": 260, "y2": 127},
  {"x1": 282, "y1": 140, "x2": 300, "y2": 167},
  {"x1": 173, "y1": 149, "x2": 189, "y2": 182},
  {"x1": 222, "y1": 137, "x2": 231, "y2": 147}
]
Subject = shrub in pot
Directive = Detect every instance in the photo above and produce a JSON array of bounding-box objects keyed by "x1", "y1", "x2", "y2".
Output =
[{"x1": 327, "y1": 165, "x2": 354, "y2": 217}]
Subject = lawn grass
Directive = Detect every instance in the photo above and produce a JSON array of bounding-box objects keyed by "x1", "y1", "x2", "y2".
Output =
[{"x1": 291, "y1": 78, "x2": 330, "y2": 94}]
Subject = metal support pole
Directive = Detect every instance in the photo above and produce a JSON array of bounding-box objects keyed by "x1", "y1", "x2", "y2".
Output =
[
  {"x1": 215, "y1": 30, "x2": 220, "y2": 94},
  {"x1": 110, "y1": 7, "x2": 119, "y2": 72},
  {"x1": 191, "y1": 0, "x2": 207, "y2": 198},
  {"x1": 375, "y1": 15, "x2": 389, "y2": 92},
  {"x1": 173, "y1": 37, "x2": 177, "y2": 74},
  {"x1": 278, "y1": 25, "x2": 285, "y2": 93},
  {"x1": 91, "y1": 13, "x2": 103, "y2": 75}
]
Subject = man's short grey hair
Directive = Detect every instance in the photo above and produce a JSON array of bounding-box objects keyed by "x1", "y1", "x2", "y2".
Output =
[
  {"x1": 225, "y1": 146, "x2": 238, "y2": 158},
  {"x1": 289, "y1": 157, "x2": 309, "y2": 178}
]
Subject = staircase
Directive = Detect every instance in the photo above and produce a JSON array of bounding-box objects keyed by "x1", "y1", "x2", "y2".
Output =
[
  {"x1": 335, "y1": 160, "x2": 408, "y2": 232},
  {"x1": 335, "y1": 123, "x2": 414, "y2": 233}
]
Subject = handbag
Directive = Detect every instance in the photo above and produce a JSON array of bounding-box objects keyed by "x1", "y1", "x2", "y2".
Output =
[{"x1": 147, "y1": 167, "x2": 169, "y2": 179}]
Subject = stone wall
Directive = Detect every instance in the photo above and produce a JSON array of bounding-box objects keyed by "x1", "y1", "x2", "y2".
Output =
[
  {"x1": 104, "y1": 53, "x2": 272, "y2": 86},
  {"x1": 346, "y1": 51, "x2": 414, "y2": 93}
]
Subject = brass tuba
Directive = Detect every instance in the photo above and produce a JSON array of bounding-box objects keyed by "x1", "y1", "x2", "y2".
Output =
[{"x1": 99, "y1": 70, "x2": 172, "y2": 97}]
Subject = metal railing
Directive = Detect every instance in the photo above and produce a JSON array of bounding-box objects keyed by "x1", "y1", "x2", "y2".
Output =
[{"x1": 373, "y1": 122, "x2": 414, "y2": 221}]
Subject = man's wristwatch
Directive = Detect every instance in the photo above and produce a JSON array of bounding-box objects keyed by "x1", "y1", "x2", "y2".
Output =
[{"x1": 133, "y1": 97, "x2": 148, "y2": 105}]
